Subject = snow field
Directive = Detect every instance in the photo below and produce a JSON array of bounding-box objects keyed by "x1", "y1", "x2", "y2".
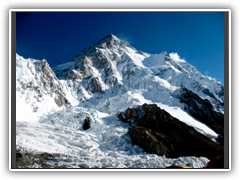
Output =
[
  {"x1": 16, "y1": 106, "x2": 210, "y2": 168},
  {"x1": 16, "y1": 79, "x2": 64, "y2": 122}
]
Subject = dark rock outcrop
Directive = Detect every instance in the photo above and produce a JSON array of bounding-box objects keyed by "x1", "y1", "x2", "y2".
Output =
[
  {"x1": 83, "y1": 117, "x2": 90, "y2": 130},
  {"x1": 129, "y1": 126, "x2": 174, "y2": 158},
  {"x1": 118, "y1": 107, "x2": 139, "y2": 124},
  {"x1": 118, "y1": 103, "x2": 224, "y2": 159},
  {"x1": 176, "y1": 88, "x2": 224, "y2": 138}
]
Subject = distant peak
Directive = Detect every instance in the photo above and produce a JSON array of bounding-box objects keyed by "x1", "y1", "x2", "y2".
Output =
[
  {"x1": 103, "y1": 34, "x2": 112, "y2": 39},
  {"x1": 110, "y1": 34, "x2": 120, "y2": 40},
  {"x1": 106, "y1": 34, "x2": 114, "y2": 38},
  {"x1": 92, "y1": 34, "x2": 125, "y2": 49},
  {"x1": 102, "y1": 34, "x2": 121, "y2": 41}
]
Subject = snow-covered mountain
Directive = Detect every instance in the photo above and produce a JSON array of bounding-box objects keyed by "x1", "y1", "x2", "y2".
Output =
[
  {"x1": 53, "y1": 34, "x2": 224, "y2": 113},
  {"x1": 16, "y1": 34, "x2": 225, "y2": 168},
  {"x1": 16, "y1": 54, "x2": 71, "y2": 122},
  {"x1": 51, "y1": 34, "x2": 224, "y2": 139}
]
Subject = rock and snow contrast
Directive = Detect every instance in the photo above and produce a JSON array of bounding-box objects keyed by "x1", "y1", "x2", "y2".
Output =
[{"x1": 16, "y1": 34, "x2": 224, "y2": 169}]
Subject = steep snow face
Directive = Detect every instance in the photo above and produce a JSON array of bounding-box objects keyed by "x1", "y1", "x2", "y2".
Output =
[
  {"x1": 16, "y1": 54, "x2": 71, "y2": 121},
  {"x1": 169, "y1": 53, "x2": 224, "y2": 103},
  {"x1": 53, "y1": 34, "x2": 224, "y2": 113}
]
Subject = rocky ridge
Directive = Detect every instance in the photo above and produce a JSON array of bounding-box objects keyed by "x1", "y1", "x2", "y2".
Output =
[
  {"x1": 52, "y1": 34, "x2": 224, "y2": 113},
  {"x1": 118, "y1": 103, "x2": 224, "y2": 159},
  {"x1": 16, "y1": 54, "x2": 71, "y2": 115},
  {"x1": 174, "y1": 88, "x2": 224, "y2": 137}
]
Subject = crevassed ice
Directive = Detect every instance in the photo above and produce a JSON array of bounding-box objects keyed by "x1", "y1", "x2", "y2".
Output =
[{"x1": 16, "y1": 106, "x2": 209, "y2": 168}]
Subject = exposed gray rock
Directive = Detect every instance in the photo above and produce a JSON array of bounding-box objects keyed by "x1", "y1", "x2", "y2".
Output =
[
  {"x1": 66, "y1": 70, "x2": 82, "y2": 80},
  {"x1": 55, "y1": 91, "x2": 71, "y2": 107},
  {"x1": 90, "y1": 77, "x2": 104, "y2": 93},
  {"x1": 118, "y1": 103, "x2": 224, "y2": 159}
]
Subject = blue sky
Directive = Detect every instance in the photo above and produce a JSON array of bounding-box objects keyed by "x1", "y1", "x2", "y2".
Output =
[{"x1": 16, "y1": 11, "x2": 224, "y2": 85}]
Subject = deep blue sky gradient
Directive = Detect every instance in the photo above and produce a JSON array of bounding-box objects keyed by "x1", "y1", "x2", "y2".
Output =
[{"x1": 16, "y1": 12, "x2": 224, "y2": 85}]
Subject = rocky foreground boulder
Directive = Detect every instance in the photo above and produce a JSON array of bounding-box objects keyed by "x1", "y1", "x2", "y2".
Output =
[
  {"x1": 118, "y1": 103, "x2": 223, "y2": 159},
  {"x1": 83, "y1": 117, "x2": 90, "y2": 130},
  {"x1": 16, "y1": 149, "x2": 67, "y2": 168}
]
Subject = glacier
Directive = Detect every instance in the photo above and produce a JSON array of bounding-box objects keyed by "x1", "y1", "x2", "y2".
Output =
[{"x1": 16, "y1": 106, "x2": 210, "y2": 168}]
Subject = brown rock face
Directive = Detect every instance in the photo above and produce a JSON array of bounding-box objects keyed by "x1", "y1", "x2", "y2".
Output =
[
  {"x1": 119, "y1": 107, "x2": 139, "y2": 124},
  {"x1": 118, "y1": 103, "x2": 224, "y2": 159},
  {"x1": 55, "y1": 91, "x2": 71, "y2": 107},
  {"x1": 129, "y1": 126, "x2": 174, "y2": 157}
]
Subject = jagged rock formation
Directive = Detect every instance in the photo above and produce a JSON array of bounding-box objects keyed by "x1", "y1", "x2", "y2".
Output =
[
  {"x1": 53, "y1": 34, "x2": 134, "y2": 101},
  {"x1": 118, "y1": 103, "x2": 224, "y2": 159},
  {"x1": 16, "y1": 54, "x2": 71, "y2": 116}
]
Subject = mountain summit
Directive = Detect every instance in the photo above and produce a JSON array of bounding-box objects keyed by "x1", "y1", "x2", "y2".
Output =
[
  {"x1": 52, "y1": 34, "x2": 223, "y2": 112},
  {"x1": 93, "y1": 34, "x2": 132, "y2": 49}
]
